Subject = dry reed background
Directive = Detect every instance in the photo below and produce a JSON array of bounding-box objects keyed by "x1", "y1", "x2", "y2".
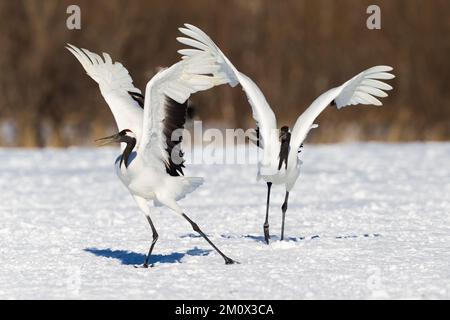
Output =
[{"x1": 0, "y1": 0, "x2": 449, "y2": 147}]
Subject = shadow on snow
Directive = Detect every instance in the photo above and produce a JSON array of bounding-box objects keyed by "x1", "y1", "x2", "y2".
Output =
[
  {"x1": 84, "y1": 247, "x2": 211, "y2": 265},
  {"x1": 242, "y1": 233, "x2": 381, "y2": 243},
  {"x1": 181, "y1": 233, "x2": 381, "y2": 243}
]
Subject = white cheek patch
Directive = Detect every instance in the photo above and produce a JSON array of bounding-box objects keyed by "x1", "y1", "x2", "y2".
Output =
[{"x1": 126, "y1": 131, "x2": 137, "y2": 139}]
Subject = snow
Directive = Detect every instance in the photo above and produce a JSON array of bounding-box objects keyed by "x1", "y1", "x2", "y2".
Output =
[{"x1": 0, "y1": 143, "x2": 449, "y2": 299}]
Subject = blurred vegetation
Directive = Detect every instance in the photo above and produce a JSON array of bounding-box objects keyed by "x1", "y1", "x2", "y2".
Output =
[{"x1": 0, "y1": 0, "x2": 449, "y2": 147}]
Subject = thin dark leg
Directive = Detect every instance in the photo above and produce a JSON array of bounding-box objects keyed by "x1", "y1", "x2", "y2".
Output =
[
  {"x1": 143, "y1": 215, "x2": 159, "y2": 268},
  {"x1": 281, "y1": 191, "x2": 290, "y2": 241},
  {"x1": 264, "y1": 182, "x2": 272, "y2": 244},
  {"x1": 182, "y1": 213, "x2": 238, "y2": 265}
]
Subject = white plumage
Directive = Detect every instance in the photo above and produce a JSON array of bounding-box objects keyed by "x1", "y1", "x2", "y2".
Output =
[
  {"x1": 177, "y1": 23, "x2": 395, "y2": 243},
  {"x1": 66, "y1": 45, "x2": 144, "y2": 145},
  {"x1": 67, "y1": 37, "x2": 237, "y2": 266}
]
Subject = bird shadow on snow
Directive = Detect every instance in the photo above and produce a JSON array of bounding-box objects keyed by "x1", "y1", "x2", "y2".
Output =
[
  {"x1": 84, "y1": 247, "x2": 211, "y2": 265},
  {"x1": 241, "y1": 233, "x2": 380, "y2": 243},
  {"x1": 181, "y1": 233, "x2": 381, "y2": 243}
]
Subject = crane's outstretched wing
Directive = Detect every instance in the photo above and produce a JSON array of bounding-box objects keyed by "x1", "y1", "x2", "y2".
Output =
[
  {"x1": 139, "y1": 50, "x2": 227, "y2": 176},
  {"x1": 290, "y1": 66, "x2": 395, "y2": 152},
  {"x1": 67, "y1": 44, "x2": 144, "y2": 141},
  {"x1": 177, "y1": 24, "x2": 279, "y2": 170}
]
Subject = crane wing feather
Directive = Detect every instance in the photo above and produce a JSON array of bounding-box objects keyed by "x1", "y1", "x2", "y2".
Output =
[
  {"x1": 66, "y1": 44, "x2": 143, "y2": 140},
  {"x1": 177, "y1": 24, "x2": 279, "y2": 170},
  {"x1": 290, "y1": 66, "x2": 395, "y2": 152},
  {"x1": 139, "y1": 27, "x2": 235, "y2": 175}
]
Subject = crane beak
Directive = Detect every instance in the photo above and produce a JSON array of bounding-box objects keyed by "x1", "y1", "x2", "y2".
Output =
[{"x1": 95, "y1": 133, "x2": 121, "y2": 146}]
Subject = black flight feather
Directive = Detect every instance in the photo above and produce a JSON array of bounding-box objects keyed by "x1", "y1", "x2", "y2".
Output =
[
  {"x1": 128, "y1": 91, "x2": 145, "y2": 108},
  {"x1": 162, "y1": 96, "x2": 188, "y2": 176}
]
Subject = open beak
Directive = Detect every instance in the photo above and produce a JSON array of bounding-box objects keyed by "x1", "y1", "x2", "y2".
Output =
[{"x1": 95, "y1": 133, "x2": 121, "y2": 146}]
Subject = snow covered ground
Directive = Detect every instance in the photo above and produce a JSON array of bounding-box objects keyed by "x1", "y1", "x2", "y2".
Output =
[{"x1": 0, "y1": 143, "x2": 449, "y2": 299}]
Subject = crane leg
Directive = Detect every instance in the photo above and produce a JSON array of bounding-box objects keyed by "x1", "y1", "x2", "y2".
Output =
[
  {"x1": 281, "y1": 191, "x2": 289, "y2": 241},
  {"x1": 133, "y1": 196, "x2": 159, "y2": 268},
  {"x1": 182, "y1": 213, "x2": 238, "y2": 265},
  {"x1": 143, "y1": 215, "x2": 159, "y2": 268},
  {"x1": 264, "y1": 182, "x2": 272, "y2": 244}
]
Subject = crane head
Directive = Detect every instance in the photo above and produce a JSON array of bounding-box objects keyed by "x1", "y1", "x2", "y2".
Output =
[{"x1": 95, "y1": 129, "x2": 136, "y2": 146}]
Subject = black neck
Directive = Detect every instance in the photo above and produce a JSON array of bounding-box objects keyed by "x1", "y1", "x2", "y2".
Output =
[
  {"x1": 120, "y1": 136, "x2": 136, "y2": 168},
  {"x1": 278, "y1": 132, "x2": 291, "y2": 170}
]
